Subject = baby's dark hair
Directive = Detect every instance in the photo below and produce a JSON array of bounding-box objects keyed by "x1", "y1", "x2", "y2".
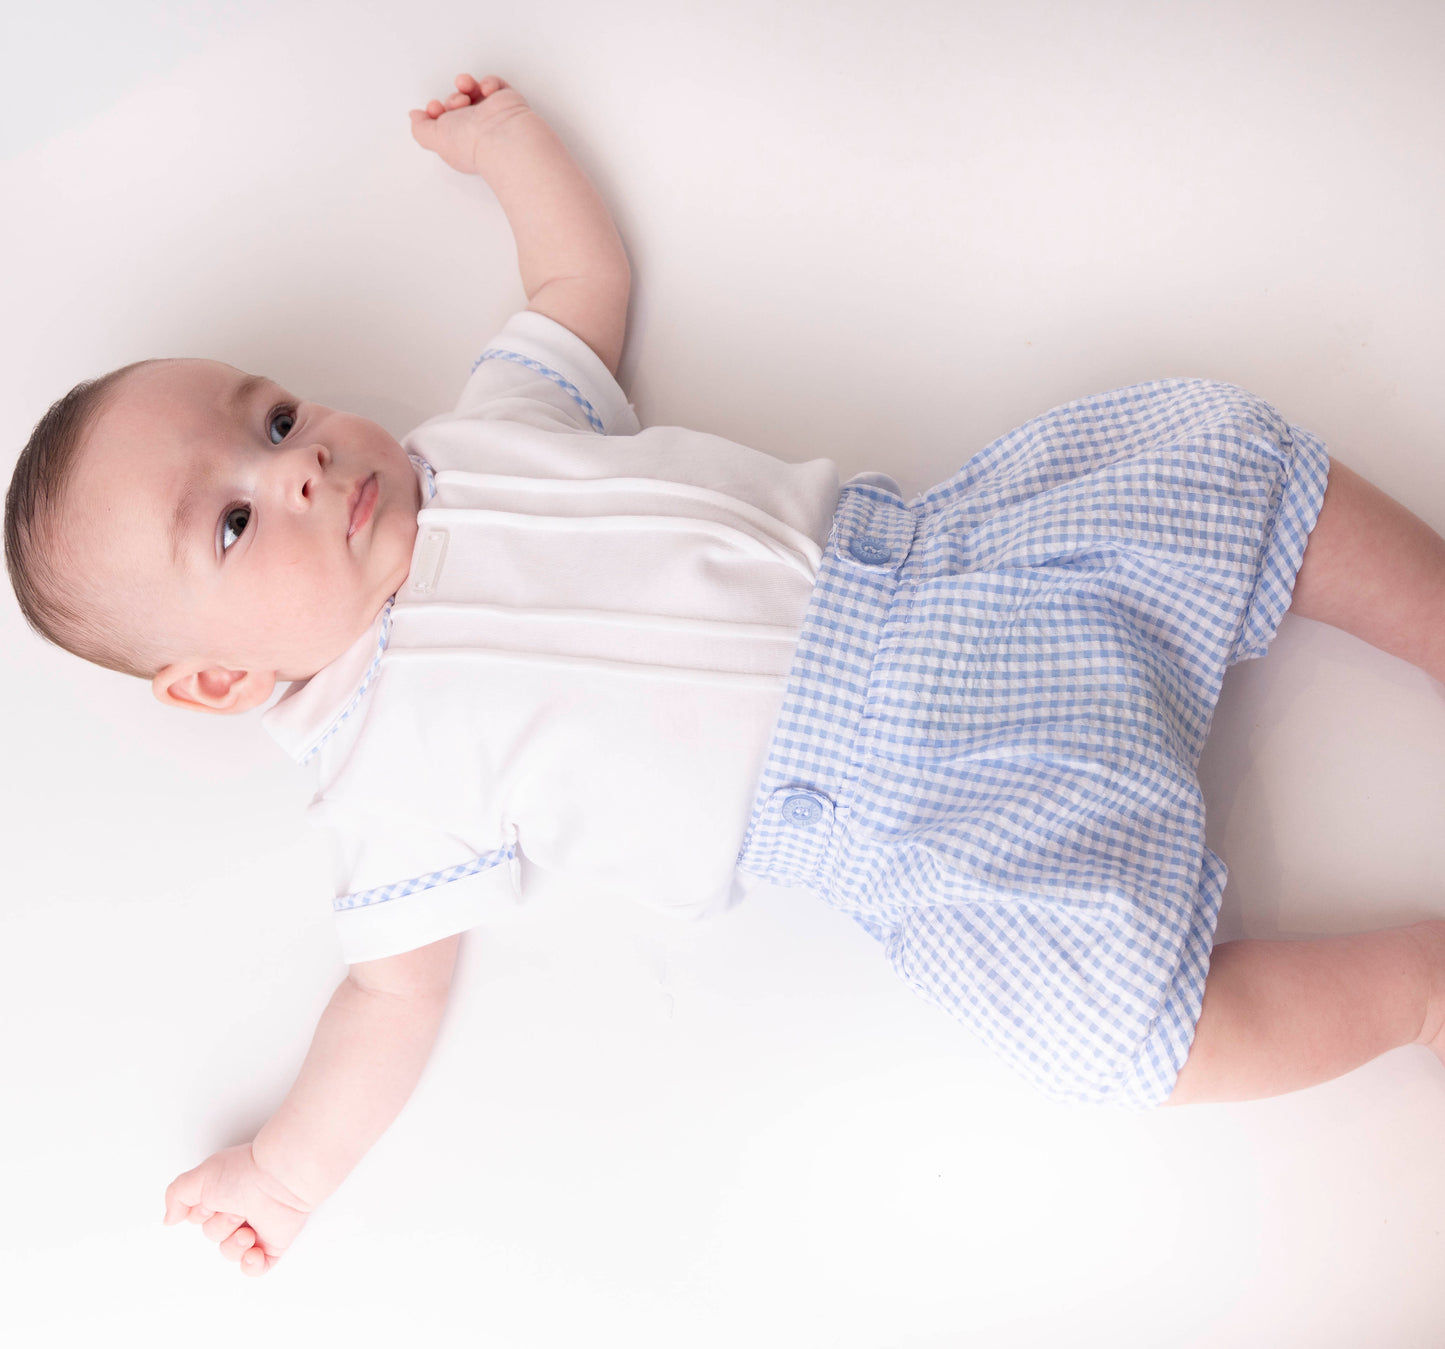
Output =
[{"x1": 4, "y1": 362, "x2": 158, "y2": 679}]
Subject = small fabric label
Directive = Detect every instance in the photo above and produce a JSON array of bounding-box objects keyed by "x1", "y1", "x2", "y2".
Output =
[{"x1": 408, "y1": 528, "x2": 449, "y2": 596}]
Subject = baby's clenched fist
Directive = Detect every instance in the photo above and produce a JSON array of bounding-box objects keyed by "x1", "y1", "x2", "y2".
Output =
[
  {"x1": 409, "y1": 73, "x2": 531, "y2": 176},
  {"x1": 163, "y1": 1143, "x2": 311, "y2": 1277}
]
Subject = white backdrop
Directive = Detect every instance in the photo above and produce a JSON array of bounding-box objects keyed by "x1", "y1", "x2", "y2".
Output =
[{"x1": 4, "y1": 2, "x2": 1445, "y2": 1345}]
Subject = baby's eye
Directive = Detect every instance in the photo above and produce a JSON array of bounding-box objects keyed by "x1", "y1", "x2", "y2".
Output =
[
  {"x1": 221, "y1": 506, "x2": 251, "y2": 552},
  {"x1": 268, "y1": 407, "x2": 297, "y2": 444}
]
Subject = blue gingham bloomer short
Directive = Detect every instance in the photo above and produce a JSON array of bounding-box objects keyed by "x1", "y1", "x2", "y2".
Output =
[{"x1": 735, "y1": 379, "x2": 1331, "y2": 1109}]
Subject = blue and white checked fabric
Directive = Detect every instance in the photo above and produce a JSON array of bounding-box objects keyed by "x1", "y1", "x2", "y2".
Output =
[{"x1": 736, "y1": 379, "x2": 1331, "y2": 1109}]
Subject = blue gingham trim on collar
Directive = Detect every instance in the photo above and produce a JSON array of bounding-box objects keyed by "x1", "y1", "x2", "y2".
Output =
[
  {"x1": 408, "y1": 451, "x2": 437, "y2": 502},
  {"x1": 299, "y1": 597, "x2": 394, "y2": 765},
  {"x1": 470, "y1": 348, "x2": 606, "y2": 432}
]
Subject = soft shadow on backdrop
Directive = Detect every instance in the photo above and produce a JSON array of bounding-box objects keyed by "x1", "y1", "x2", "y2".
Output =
[{"x1": 3, "y1": 2, "x2": 1444, "y2": 1346}]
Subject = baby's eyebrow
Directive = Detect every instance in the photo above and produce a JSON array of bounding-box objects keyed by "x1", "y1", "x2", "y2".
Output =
[
  {"x1": 230, "y1": 372, "x2": 274, "y2": 410},
  {"x1": 170, "y1": 481, "x2": 198, "y2": 566}
]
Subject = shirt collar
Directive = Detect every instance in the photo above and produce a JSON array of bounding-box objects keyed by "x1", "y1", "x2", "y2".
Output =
[
  {"x1": 409, "y1": 450, "x2": 437, "y2": 502},
  {"x1": 261, "y1": 600, "x2": 394, "y2": 765}
]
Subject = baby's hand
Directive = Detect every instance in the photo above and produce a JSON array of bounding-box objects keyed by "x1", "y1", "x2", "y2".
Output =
[
  {"x1": 408, "y1": 73, "x2": 530, "y2": 176},
  {"x1": 163, "y1": 1143, "x2": 312, "y2": 1277}
]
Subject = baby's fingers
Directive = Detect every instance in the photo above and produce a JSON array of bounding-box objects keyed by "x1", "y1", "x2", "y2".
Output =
[
  {"x1": 202, "y1": 1210, "x2": 245, "y2": 1242},
  {"x1": 410, "y1": 74, "x2": 511, "y2": 125},
  {"x1": 240, "y1": 1245, "x2": 275, "y2": 1277},
  {"x1": 419, "y1": 80, "x2": 478, "y2": 120},
  {"x1": 163, "y1": 1174, "x2": 194, "y2": 1224},
  {"x1": 219, "y1": 1224, "x2": 276, "y2": 1276},
  {"x1": 219, "y1": 1222, "x2": 257, "y2": 1261},
  {"x1": 450, "y1": 73, "x2": 510, "y2": 105}
]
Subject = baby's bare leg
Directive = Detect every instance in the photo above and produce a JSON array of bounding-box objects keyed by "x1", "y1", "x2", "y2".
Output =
[
  {"x1": 1167, "y1": 921, "x2": 1445, "y2": 1104},
  {"x1": 1288, "y1": 458, "x2": 1445, "y2": 682},
  {"x1": 1167, "y1": 461, "x2": 1445, "y2": 1105}
]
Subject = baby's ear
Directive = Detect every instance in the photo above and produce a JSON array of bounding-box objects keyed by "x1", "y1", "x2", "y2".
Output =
[{"x1": 152, "y1": 661, "x2": 276, "y2": 715}]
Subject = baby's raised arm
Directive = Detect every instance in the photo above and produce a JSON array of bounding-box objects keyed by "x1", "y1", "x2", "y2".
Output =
[{"x1": 409, "y1": 73, "x2": 631, "y2": 374}]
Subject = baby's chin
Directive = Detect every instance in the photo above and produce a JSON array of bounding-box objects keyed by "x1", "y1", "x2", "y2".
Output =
[{"x1": 274, "y1": 612, "x2": 391, "y2": 684}]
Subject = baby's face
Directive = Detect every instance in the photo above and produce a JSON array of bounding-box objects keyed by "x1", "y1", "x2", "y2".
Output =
[{"x1": 66, "y1": 359, "x2": 420, "y2": 685}]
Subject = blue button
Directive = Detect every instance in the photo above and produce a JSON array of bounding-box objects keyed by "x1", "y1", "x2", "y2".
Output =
[
  {"x1": 781, "y1": 793, "x2": 825, "y2": 827},
  {"x1": 847, "y1": 536, "x2": 892, "y2": 566}
]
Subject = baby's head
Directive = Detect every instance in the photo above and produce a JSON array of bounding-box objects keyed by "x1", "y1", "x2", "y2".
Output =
[{"x1": 5, "y1": 359, "x2": 420, "y2": 712}]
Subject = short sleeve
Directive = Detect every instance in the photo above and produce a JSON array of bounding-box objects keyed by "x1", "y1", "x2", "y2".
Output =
[
  {"x1": 449, "y1": 309, "x2": 641, "y2": 437},
  {"x1": 311, "y1": 800, "x2": 532, "y2": 965}
]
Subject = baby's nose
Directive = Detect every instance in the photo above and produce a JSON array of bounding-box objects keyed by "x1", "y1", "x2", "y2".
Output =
[{"x1": 286, "y1": 443, "x2": 329, "y2": 507}]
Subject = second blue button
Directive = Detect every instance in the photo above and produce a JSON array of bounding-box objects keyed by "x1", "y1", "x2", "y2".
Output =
[{"x1": 847, "y1": 536, "x2": 893, "y2": 566}]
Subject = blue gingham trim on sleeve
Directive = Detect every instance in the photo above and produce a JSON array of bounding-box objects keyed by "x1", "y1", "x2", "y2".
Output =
[
  {"x1": 334, "y1": 839, "x2": 518, "y2": 913},
  {"x1": 470, "y1": 348, "x2": 606, "y2": 432}
]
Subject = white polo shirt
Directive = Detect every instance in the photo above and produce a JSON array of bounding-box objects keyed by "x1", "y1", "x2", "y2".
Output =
[{"x1": 262, "y1": 311, "x2": 843, "y2": 964}]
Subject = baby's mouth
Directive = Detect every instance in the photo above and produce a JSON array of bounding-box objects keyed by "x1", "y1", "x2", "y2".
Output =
[{"x1": 347, "y1": 474, "x2": 379, "y2": 538}]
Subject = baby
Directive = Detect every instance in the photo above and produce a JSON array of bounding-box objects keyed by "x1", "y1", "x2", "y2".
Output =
[{"x1": 9, "y1": 72, "x2": 1445, "y2": 1279}]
